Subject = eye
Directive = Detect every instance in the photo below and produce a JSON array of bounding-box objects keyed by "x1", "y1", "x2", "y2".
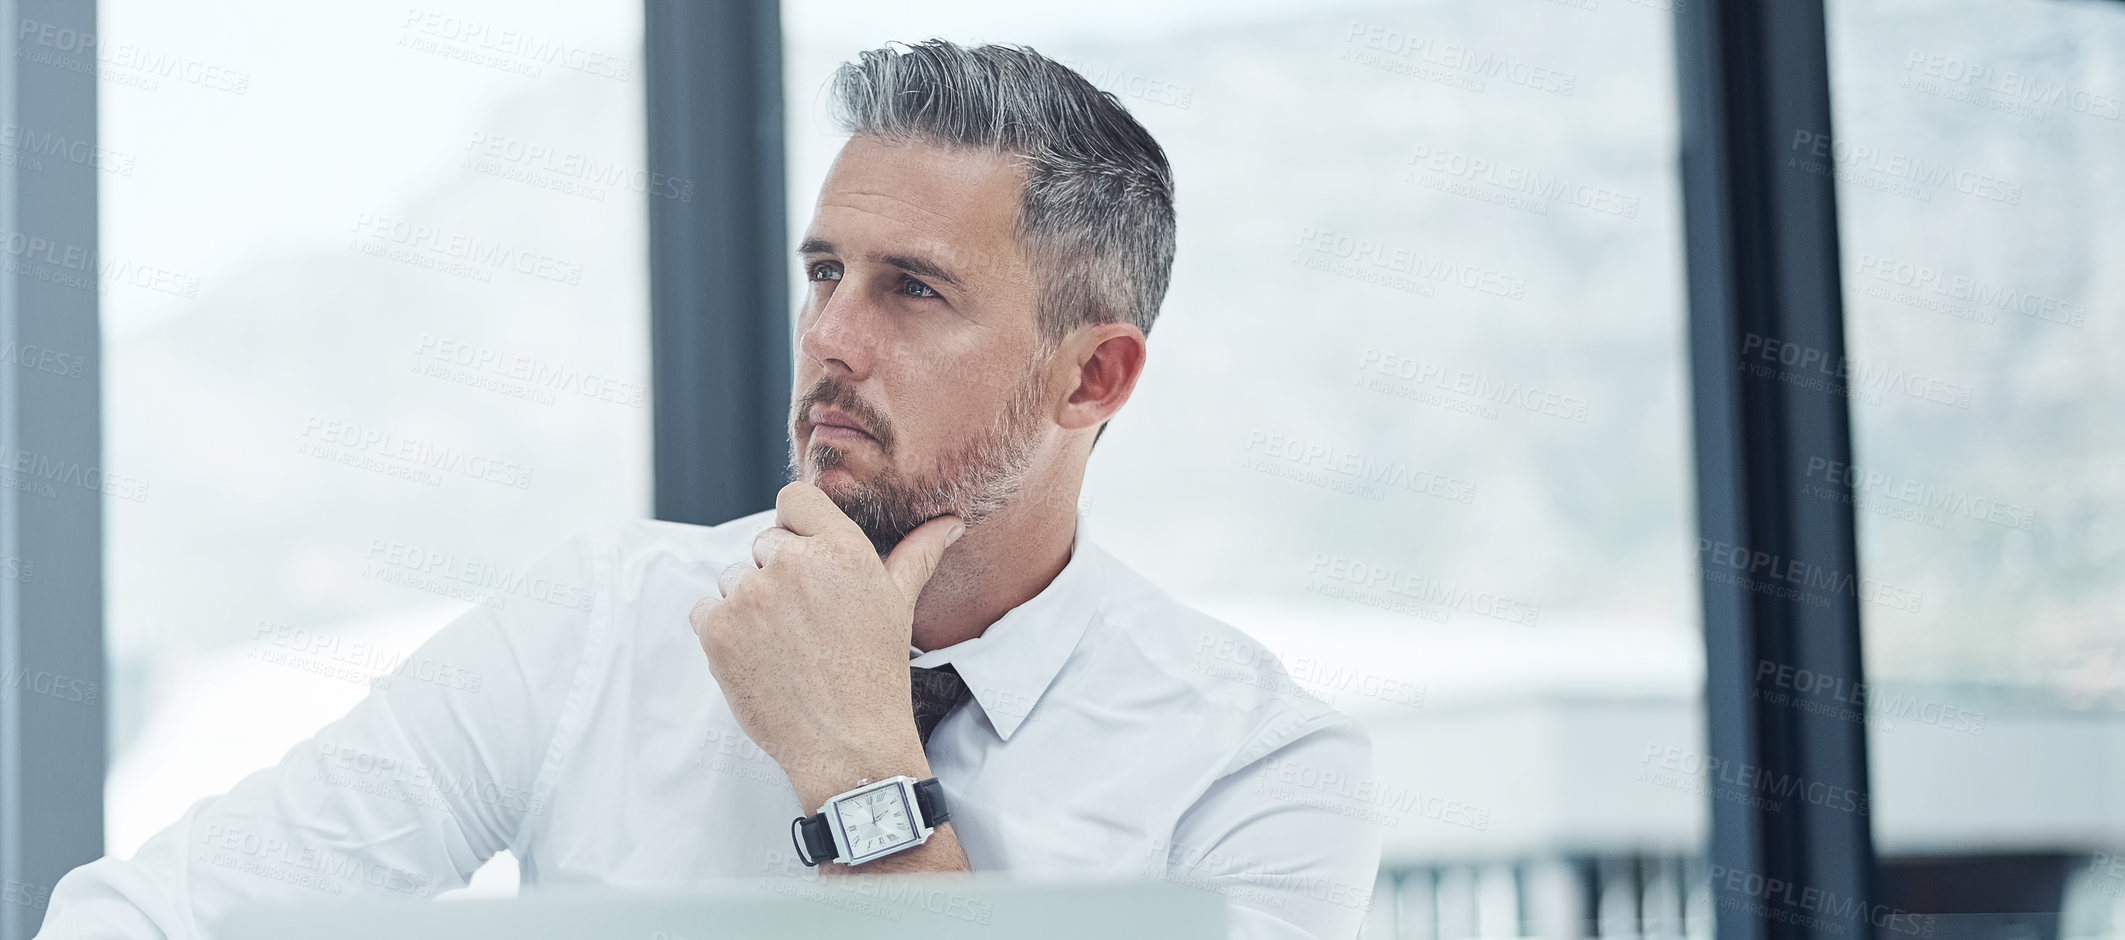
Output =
[
  {"x1": 900, "y1": 277, "x2": 939, "y2": 299},
  {"x1": 807, "y1": 261, "x2": 841, "y2": 282}
]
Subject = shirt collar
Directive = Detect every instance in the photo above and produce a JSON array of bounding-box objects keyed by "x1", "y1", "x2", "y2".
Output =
[{"x1": 908, "y1": 511, "x2": 1099, "y2": 741}]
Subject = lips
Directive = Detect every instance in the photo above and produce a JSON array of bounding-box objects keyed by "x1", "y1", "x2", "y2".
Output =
[{"x1": 808, "y1": 405, "x2": 877, "y2": 443}]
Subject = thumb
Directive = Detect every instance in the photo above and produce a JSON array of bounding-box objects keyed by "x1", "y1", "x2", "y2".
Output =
[{"x1": 884, "y1": 514, "x2": 965, "y2": 600}]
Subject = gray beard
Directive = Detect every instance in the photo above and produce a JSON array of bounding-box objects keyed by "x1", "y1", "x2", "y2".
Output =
[{"x1": 788, "y1": 368, "x2": 1049, "y2": 556}]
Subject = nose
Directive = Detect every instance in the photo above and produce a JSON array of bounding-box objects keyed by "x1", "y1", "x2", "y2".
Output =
[{"x1": 797, "y1": 283, "x2": 875, "y2": 382}]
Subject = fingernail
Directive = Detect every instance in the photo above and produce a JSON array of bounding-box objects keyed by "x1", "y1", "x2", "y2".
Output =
[{"x1": 947, "y1": 522, "x2": 967, "y2": 547}]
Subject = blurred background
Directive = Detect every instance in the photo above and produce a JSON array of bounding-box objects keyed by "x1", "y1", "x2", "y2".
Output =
[{"x1": 33, "y1": 0, "x2": 2125, "y2": 937}]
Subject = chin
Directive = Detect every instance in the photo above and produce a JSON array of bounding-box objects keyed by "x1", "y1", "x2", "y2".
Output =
[
  {"x1": 808, "y1": 466, "x2": 860, "y2": 496},
  {"x1": 802, "y1": 457, "x2": 872, "y2": 502}
]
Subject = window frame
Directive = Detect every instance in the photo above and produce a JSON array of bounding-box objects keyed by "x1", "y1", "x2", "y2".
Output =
[{"x1": 0, "y1": 0, "x2": 107, "y2": 934}]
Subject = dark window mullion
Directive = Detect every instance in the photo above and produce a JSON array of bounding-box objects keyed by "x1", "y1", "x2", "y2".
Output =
[
  {"x1": 645, "y1": 0, "x2": 791, "y2": 526},
  {"x1": 1675, "y1": 4, "x2": 1879, "y2": 940},
  {"x1": 0, "y1": 0, "x2": 107, "y2": 935}
]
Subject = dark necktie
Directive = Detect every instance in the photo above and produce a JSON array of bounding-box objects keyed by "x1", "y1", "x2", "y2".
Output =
[{"x1": 910, "y1": 663, "x2": 971, "y2": 746}]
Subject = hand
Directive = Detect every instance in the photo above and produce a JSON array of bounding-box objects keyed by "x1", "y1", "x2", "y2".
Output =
[{"x1": 689, "y1": 481, "x2": 964, "y2": 803}]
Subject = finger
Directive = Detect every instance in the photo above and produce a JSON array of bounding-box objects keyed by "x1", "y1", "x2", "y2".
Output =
[
  {"x1": 717, "y1": 561, "x2": 753, "y2": 599},
  {"x1": 687, "y1": 596, "x2": 716, "y2": 636},
  {"x1": 752, "y1": 526, "x2": 798, "y2": 567},
  {"x1": 775, "y1": 481, "x2": 860, "y2": 540},
  {"x1": 883, "y1": 514, "x2": 965, "y2": 600}
]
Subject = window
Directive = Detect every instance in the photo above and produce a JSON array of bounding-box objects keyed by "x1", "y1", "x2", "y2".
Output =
[
  {"x1": 1827, "y1": 0, "x2": 2125, "y2": 934},
  {"x1": 95, "y1": 0, "x2": 652, "y2": 889}
]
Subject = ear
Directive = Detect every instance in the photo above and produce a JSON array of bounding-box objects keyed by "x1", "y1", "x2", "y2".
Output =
[{"x1": 1055, "y1": 322, "x2": 1148, "y2": 432}]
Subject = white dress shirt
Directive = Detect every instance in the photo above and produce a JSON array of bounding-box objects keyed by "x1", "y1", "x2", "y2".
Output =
[{"x1": 39, "y1": 511, "x2": 1384, "y2": 939}]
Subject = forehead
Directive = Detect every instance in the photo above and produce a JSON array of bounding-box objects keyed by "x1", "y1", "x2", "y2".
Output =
[{"x1": 808, "y1": 137, "x2": 1029, "y2": 279}]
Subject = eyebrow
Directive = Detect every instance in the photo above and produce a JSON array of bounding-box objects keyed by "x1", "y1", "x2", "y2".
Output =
[{"x1": 796, "y1": 238, "x2": 966, "y2": 291}]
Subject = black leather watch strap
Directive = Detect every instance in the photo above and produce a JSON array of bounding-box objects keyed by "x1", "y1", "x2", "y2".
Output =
[
  {"x1": 789, "y1": 777, "x2": 949, "y2": 867},
  {"x1": 914, "y1": 776, "x2": 950, "y2": 827}
]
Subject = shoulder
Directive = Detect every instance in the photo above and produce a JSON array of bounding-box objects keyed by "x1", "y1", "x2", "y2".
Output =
[{"x1": 1072, "y1": 546, "x2": 1372, "y2": 775}]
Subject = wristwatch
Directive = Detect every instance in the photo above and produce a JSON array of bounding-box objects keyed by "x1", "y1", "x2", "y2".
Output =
[{"x1": 790, "y1": 775, "x2": 950, "y2": 867}]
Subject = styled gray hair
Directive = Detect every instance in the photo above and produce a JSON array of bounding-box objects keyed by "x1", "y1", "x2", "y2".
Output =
[{"x1": 826, "y1": 40, "x2": 1177, "y2": 342}]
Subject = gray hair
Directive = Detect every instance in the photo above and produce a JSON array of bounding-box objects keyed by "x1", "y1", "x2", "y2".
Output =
[{"x1": 826, "y1": 39, "x2": 1177, "y2": 342}]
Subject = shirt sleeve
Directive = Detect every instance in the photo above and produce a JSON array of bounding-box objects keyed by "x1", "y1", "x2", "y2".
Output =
[
  {"x1": 1163, "y1": 713, "x2": 1388, "y2": 940},
  {"x1": 35, "y1": 533, "x2": 610, "y2": 940}
]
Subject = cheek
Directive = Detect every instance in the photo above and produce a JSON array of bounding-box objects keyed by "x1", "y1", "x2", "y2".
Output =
[
  {"x1": 878, "y1": 388, "x2": 952, "y2": 458},
  {"x1": 876, "y1": 333, "x2": 1042, "y2": 442}
]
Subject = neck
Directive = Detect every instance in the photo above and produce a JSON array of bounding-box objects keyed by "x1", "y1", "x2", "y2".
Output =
[{"x1": 908, "y1": 455, "x2": 1085, "y2": 652}]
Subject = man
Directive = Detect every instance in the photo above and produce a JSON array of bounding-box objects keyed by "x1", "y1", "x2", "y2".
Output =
[{"x1": 40, "y1": 40, "x2": 1383, "y2": 939}]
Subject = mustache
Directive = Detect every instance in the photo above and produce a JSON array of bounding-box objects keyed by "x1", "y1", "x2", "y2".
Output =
[{"x1": 792, "y1": 377, "x2": 897, "y2": 455}]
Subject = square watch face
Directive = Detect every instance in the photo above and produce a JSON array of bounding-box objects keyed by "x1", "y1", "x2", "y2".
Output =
[{"x1": 834, "y1": 785, "x2": 918, "y2": 860}]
